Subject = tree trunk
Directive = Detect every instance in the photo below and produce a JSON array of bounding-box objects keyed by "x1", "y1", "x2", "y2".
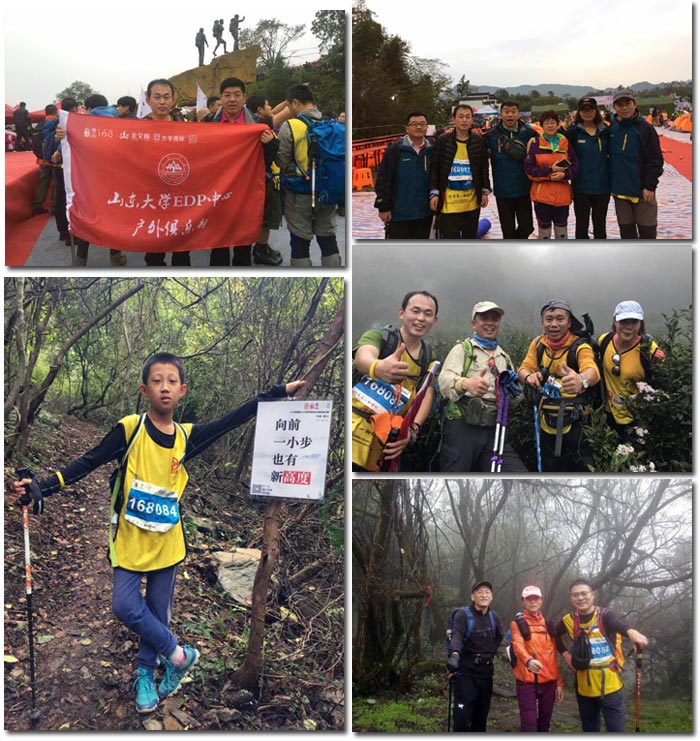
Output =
[{"x1": 233, "y1": 498, "x2": 282, "y2": 689}]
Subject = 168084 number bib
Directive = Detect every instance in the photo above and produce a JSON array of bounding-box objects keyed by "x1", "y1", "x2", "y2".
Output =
[{"x1": 124, "y1": 479, "x2": 180, "y2": 533}]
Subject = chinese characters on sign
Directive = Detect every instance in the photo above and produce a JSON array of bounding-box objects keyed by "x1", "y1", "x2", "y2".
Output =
[{"x1": 250, "y1": 400, "x2": 333, "y2": 501}]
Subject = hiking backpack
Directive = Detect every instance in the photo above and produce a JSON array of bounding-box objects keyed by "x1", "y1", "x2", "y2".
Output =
[
  {"x1": 281, "y1": 114, "x2": 346, "y2": 206},
  {"x1": 352, "y1": 325, "x2": 433, "y2": 387},
  {"x1": 505, "y1": 612, "x2": 555, "y2": 668},
  {"x1": 446, "y1": 606, "x2": 497, "y2": 654}
]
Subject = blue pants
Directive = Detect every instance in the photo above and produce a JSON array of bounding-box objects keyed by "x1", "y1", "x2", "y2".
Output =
[
  {"x1": 576, "y1": 688, "x2": 626, "y2": 732},
  {"x1": 112, "y1": 566, "x2": 179, "y2": 670}
]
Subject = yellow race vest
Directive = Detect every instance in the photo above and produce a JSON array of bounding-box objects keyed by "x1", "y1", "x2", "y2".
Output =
[{"x1": 109, "y1": 414, "x2": 193, "y2": 572}]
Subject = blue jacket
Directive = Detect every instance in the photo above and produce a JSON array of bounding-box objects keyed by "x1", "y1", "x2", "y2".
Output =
[
  {"x1": 483, "y1": 121, "x2": 537, "y2": 199},
  {"x1": 607, "y1": 113, "x2": 663, "y2": 199},
  {"x1": 374, "y1": 135, "x2": 432, "y2": 221},
  {"x1": 564, "y1": 123, "x2": 610, "y2": 195},
  {"x1": 42, "y1": 117, "x2": 60, "y2": 163}
]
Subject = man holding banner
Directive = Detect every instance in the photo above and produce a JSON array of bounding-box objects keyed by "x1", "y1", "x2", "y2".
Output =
[{"x1": 58, "y1": 83, "x2": 271, "y2": 262}]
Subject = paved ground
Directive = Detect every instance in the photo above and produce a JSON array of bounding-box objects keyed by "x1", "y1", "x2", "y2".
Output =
[{"x1": 20, "y1": 209, "x2": 346, "y2": 268}]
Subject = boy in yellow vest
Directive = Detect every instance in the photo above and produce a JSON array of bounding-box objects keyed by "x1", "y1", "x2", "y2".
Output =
[
  {"x1": 555, "y1": 579, "x2": 648, "y2": 732},
  {"x1": 13, "y1": 353, "x2": 304, "y2": 714}
]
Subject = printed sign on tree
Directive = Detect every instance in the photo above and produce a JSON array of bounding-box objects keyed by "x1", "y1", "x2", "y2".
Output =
[{"x1": 250, "y1": 400, "x2": 333, "y2": 501}]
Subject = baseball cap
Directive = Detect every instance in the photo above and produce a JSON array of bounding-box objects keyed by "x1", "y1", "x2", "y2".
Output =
[
  {"x1": 472, "y1": 301, "x2": 505, "y2": 320},
  {"x1": 613, "y1": 88, "x2": 636, "y2": 104},
  {"x1": 471, "y1": 579, "x2": 493, "y2": 593},
  {"x1": 614, "y1": 300, "x2": 644, "y2": 321},
  {"x1": 540, "y1": 299, "x2": 584, "y2": 334},
  {"x1": 521, "y1": 585, "x2": 543, "y2": 599},
  {"x1": 577, "y1": 96, "x2": 597, "y2": 109}
]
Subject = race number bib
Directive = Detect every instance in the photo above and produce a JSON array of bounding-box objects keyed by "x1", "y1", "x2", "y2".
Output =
[
  {"x1": 124, "y1": 479, "x2": 180, "y2": 533},
  {"x1": 447, "y1": 159, "x2": 473, "y2": 190},
  {"x1": 588, "y1": 635, "x2": 614, "y2": 666},
  {"x1": 353, "y1": 376, "x2": 411, "y2": 415}
]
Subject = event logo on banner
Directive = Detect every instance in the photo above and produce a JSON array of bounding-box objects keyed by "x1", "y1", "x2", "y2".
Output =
[
  {"x1": 250, "y1": 400, "x2": 333, "y2": 501},
  {"x1": 59, "y1": 110, "x2": 266, "y2": 251}
]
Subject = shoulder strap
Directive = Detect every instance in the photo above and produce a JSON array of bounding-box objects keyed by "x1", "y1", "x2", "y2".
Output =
[
  {"x1": 173, "y1": 421, "x2": 190, "y2": 466},
  {"x1": 599, "y1": 332, "x2": 614, "y2": 357},
  {"x1": 535, "y1": 336, "x2": 546, "y2": 368},
  {"x1": 460, "y1": 339, "x2": 474, "y2": 376},
  {"x1": 378, "y1": 325, "x2": 399, "y2": 359},
  {"x1": 567, "y1": 337, "x2": 585, "y2": 372},
  {"x1": 488, "y1": 611, "x2": 497, "y2": 637},
  {"x1": 463, "y1": 606, "x2": 475, "y2": 640},
  {"x1": 119, "y1": 414, "x2": 146, "y2": 471},
  {"x1": 572, "y1": 610, "x2": 581, "y2": 638},
  {"x1": 639, "y1": 334, "x2": 653, "y2": 377}
]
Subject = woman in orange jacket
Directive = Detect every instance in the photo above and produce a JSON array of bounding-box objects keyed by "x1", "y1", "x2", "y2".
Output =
[
  {"x1": 524, "y1": 110, "x2": 579, "y2": 239},
  {"x1": 510, "y1": 585, "x2": 564, "y2": 732}
]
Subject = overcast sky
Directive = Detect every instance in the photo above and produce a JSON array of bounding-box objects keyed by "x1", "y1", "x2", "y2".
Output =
[
  {"x1": 4, "y1": 1, "x2": 343, "y2": 110},
  {"x1": 364, "y1": 0, "x2": 692, "y2": 90},
  {"x1": 351, "y1": 244, "x2": 692, "y2": 344}
]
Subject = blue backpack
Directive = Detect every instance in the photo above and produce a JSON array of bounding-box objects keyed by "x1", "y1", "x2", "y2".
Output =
[
  {"x1": 282, "y1": 114, "x2": 345, "y2": 206},
  {"x1": 446, "y1": 606, "x2": 497, "y2": 654}
]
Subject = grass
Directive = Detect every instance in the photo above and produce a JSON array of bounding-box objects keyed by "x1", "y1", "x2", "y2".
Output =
[{"x1": 352, "y1": 661, "x2": 692, "y2": 733}]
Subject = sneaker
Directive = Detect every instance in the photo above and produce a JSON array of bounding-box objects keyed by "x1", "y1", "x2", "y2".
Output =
[
  {"x1": 158, "y1": 646, "x2": 200, "y2": 699},
  {"x1": 132, "y1": 668, "x2": 158, "y2": 713},
  {"x1": 252, "y1": 243, "x2": 283, "y2": 266},
  {"x1": 110, "y1": 252, "x2": 127, "y2": 267}
]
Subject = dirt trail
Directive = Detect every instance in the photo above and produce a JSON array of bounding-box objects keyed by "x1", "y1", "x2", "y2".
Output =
[{"x1": 4, "y1": 416, "x2": 343, "y2": 731}]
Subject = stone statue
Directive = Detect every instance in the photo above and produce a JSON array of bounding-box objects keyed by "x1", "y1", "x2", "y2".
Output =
[
  {"x1": 195, "y1": 28, "x2": 208, "y2": 66},
  {"x1": 212, "y1": 19, "x2": 227, "y2": 57},
  {"x1": 229, "y1": 14, "x2": 245, "y2": 51}
]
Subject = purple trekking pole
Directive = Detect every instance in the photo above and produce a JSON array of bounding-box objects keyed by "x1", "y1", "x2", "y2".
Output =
[{"x1": 490, "y1": 380, "x2": 506, "y2": 472}]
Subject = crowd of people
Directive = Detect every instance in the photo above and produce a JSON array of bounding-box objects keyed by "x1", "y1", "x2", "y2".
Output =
[
  {"x1": 352, "y1": 291, "x2": 665, "y2": 473},
  {"x1": 373, "y1": 90, "x2": 665, "y2": 240},
  {"x1": 447, "y1": 579, "x2": 648, "y2": 732},
  {"x1": 18, "y1": 79, "x2": 345, "y2": 267}
]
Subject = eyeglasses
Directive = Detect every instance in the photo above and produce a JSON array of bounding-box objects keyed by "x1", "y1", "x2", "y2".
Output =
[
  {"x1": 407, "y1": 122, "x2": 427, "y2": 128},
  {"x1": 570, "y1": 590, "x2": 592, "y2": 598},
  {"x1": 611, "y1": 353, "x2": 621, "y2": 376}
]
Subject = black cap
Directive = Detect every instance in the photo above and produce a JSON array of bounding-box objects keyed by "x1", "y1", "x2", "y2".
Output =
[
  {"x1": 471, "y1": 579, "x2": 493, "y2": 593},
  {"x1": 540, "y1": 299, "x2": 584, "y2": 334},
  {"x1": 577, "y1": 96, "x2": 597, "y2": 109}
]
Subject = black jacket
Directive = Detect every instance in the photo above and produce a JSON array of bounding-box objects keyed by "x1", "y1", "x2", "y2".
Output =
[{"x1": 429, "y1": 129, "x2": 491, "y2": 211}]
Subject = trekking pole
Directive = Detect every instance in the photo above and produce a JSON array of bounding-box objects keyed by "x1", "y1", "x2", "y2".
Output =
[
  {"x1": 16, "y1": 468, "x2": 41, "y2": 725},
  {"x1": 447, "y1": 674, "x2": 453, "y2": 732},
  {"x1": 496, "y1": 392, "x2": 511, "y2": 473},
  {"x1": 533, "y1": 402, "x2": 542, "y2": 472},
  {"x1": 534, "y1": 672, "x2": 540, "y2": 730},
  {"x1": 635, "y1": 651, "x2": 643, "y2": 732},
  {"x1": 490, "y1": 380, "x2": 504, "y2": 473}
]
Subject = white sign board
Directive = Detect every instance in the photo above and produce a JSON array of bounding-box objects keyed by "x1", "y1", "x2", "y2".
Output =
[{"x1": 250, "y1": 399, "x2": 332, "y2": 500}]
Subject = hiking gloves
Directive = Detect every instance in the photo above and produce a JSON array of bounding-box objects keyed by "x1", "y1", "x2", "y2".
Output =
[
  {"x1": 499, "y1": 370, "x2": 522, "y2": 398},
  {"x1": 447, "y1": 653, "x2": 460, "y2": 672}
]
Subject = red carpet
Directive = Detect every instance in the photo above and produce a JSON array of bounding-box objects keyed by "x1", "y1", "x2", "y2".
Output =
[
  {"x1": 659, "y1": 135, "x2": 692, "y2": 181},
  {"x1": 5, "y1": 152, "x2": 50, "y2": 266}
]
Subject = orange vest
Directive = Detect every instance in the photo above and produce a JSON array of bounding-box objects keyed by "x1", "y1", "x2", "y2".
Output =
[{"x1": 528, "y1": 135, "x2": 573, "y2": 207}]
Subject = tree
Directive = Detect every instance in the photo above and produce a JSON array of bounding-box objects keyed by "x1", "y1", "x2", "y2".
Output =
[
  {"x1": 55, "y1": 81, "x2": 100, "y2": 104},
  {"x1": 456, "y1": 75, "x2": 472, "y2": 98},
  {"x1": 494, "y1": 88, "x2": 510, "y2": 103},
  {"x1": 239, "y1": 18, "x2": 305, "y2": 73},
  {"x1": 311, "y1": 10, "x2": 345, "y2": 56}
]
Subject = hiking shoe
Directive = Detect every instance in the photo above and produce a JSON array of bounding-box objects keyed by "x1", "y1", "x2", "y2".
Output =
[
  {"x1": 110, "y1": 252, "x2": 127, "y2": 267},
  {"x1": 132, "y1": 668, "x2": 158, "y2": 713},
  {"x1": 253, "y1": 243, "x2": 283, "y2": 266},
  {"x1": 157, "y1": 646, "x2": 200, "y2": 699}
]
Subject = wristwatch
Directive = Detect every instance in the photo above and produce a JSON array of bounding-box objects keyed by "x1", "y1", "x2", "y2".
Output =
[{"x1": 580, "y1": 375, "x2": 589, "y2": 390}]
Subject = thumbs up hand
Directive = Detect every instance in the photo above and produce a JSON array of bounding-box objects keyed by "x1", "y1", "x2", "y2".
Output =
[
  {"x1": 462, "y1": 367, "x2": 491, "y2": 397},
  {"x1": 560, "y1": 363, "x2": 583, "y2": 394},
  {"x1": 377, "y1": 343, "x2": 410, "y2": 383}
]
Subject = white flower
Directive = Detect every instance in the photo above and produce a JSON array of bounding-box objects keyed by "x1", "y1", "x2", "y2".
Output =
[
  {"x1": 635, "y1": 427, "x2": 648, "y2": 438},
  {"x1": 636, "y1": 381, "x2": 655, "y2": 394},
  {"x1": 629, "y1": 464, "x2": 647, "y2": 472},
  {"x1": 649, "y1": 462, "x2": 656, "y2": 472},
  {"x1": 616, "y1": 443, "x2": 635, "y2": 456}
]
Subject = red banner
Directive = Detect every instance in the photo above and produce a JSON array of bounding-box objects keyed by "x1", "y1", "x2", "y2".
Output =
[{"x1": 61, "y1": 111, "x2": 266, "y2": 251}]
